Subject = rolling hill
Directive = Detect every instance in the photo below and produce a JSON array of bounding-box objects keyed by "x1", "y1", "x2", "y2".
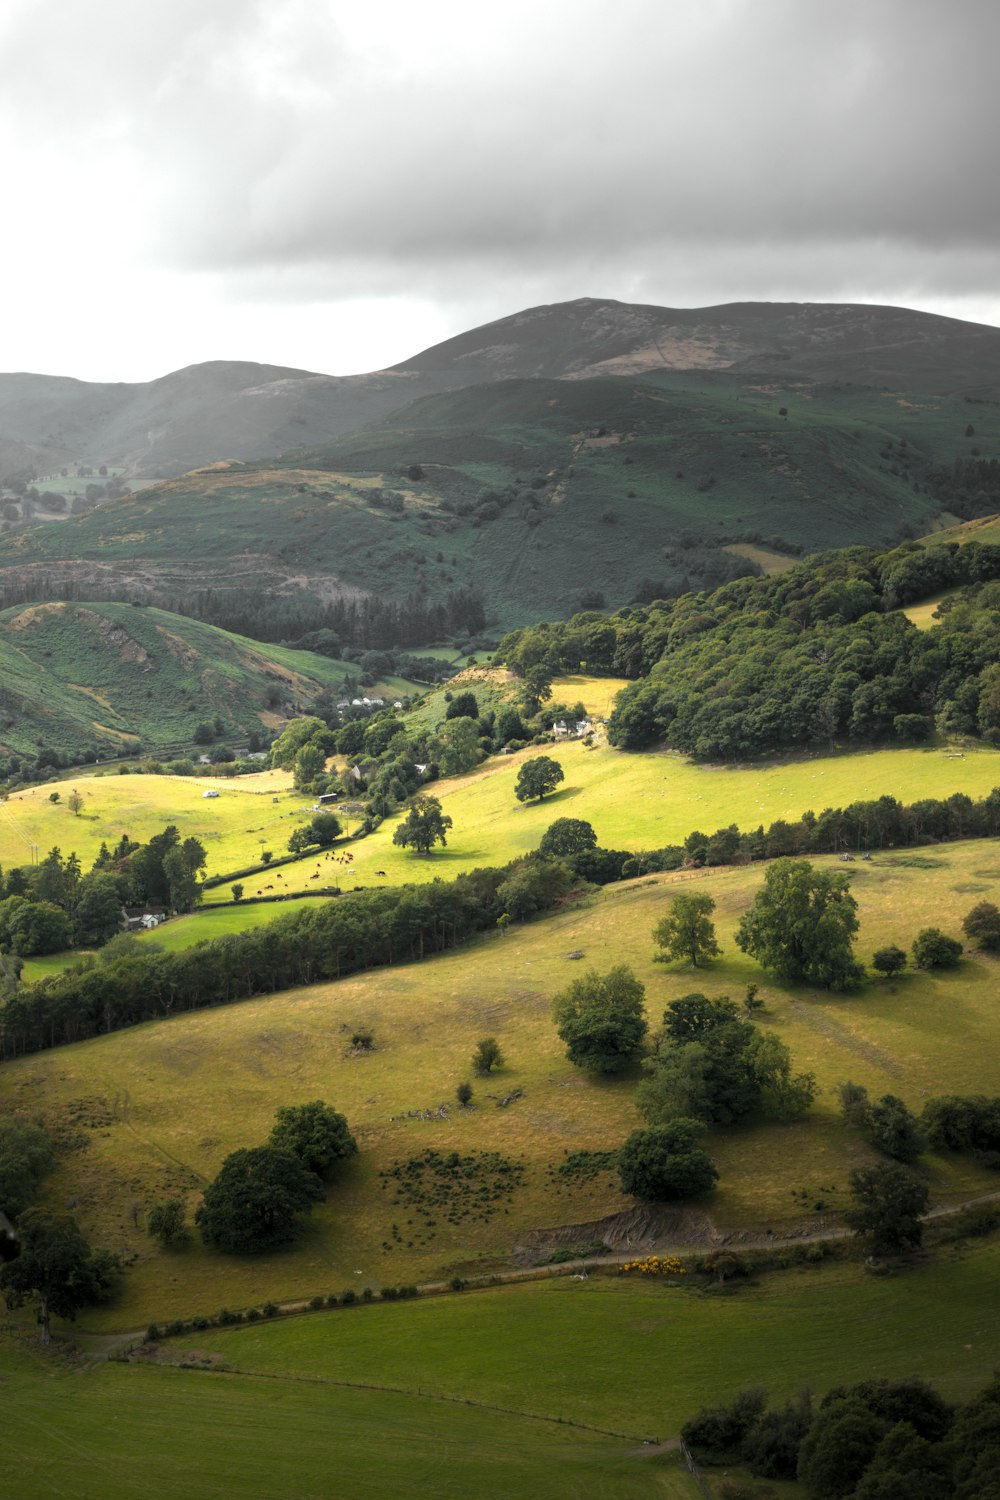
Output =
[
  {"x1": 4, "y1": 365, "x2": 996, "y2": 636},
  {"x1": 5, "y1": 297, "x2": 1000, "y2": 486},
  {"x1": 0, "y1": 601, "x2": 382, "y2": 763}
]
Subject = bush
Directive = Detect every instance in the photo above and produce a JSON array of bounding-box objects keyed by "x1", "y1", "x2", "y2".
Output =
[
  {"x1": 618, "y1": 1120, "x2": 718, "y2": 1201},
  {"x1": 912, "y1": 927, "x2": 963, "y2": 968},
  {"x1": 682, "y1": 1387, "x2": 768, "y2": 1462}
]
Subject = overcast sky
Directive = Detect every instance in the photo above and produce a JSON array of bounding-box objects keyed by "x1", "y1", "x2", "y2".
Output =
[{"x1": 1, "y1": 0, "x2": 998, "y2": 382}]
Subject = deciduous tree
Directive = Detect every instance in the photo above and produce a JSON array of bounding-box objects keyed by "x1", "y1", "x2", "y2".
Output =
[
  {"x1": 653, "y1": 892, "x2": 721, "y2": 967},
  {"x1": 552, "y1": 964, "x2": 647, "y2": 1073},
  {"x1": 736, "y1": 858, "x2": 863, "y2": 990},
  {"x1": 196, "y1": 1146, "x2": 323, "y2": 1254},
  {"x1": 392, "y1": 795, "x2": 453, "y2": 854},
  {"x1": 514, "y1": 755, "x2": 564, "y2": 803},
  {"x1": 268, "y1": 1101, "x2": 357, "y2": 1178},
  {"x1": 0, "y1": 1209, "x2": 119, "y2": 1342},
  {"x1": 617, "y1": 1119, "x2": 718, "y2": 1201},
  {"x1": 844, "y1": 1162, "x2": 929, "y2": 1255}
]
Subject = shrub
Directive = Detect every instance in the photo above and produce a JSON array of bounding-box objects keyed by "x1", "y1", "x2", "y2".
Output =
[{"x1": 912, "y1": 928, "x2": 963, "y2": 969}]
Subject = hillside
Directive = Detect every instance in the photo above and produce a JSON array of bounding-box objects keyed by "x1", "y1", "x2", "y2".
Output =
[
  {"x1": 4, "y1": 367, "x2": 996, "y2": 637},
  {"x1": 394, "y1": 296, "x2": 1000, "y2": 394},
  {"x1": 5, "y1": 842, "x2": 1000, "y2": 1330},
  {"x1": 0, "y1": 601, "x2": 377, "y2": 763},
  {"x1": 6, "y1": 298, "x2": 1000, "y2": 486}
]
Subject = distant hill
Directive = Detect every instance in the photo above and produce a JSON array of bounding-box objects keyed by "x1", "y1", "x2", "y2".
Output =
[
  {"x1": 4, "y1": 298, "x2": 1000, "y2": 487},
  {"x1": 392, "y1": 297, "x2": 1000, "y2": 394},
  {"x1": 3, "y1": 364, "x2": 997, "y2": 638},
  {"x1": 0, "y1": 601, "x2": 370, "y2": 765}
]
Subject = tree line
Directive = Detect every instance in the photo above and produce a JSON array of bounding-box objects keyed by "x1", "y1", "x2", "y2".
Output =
[
  {"x1": 0, "y1": 576, "x2": 486, "y2": 651},
  {"x1": 0, "y1": 857, "x2": 573, "y2": 1061},
  {"x1": 683, "y1": 1370, "x2": 1000, "y2": 1497}
]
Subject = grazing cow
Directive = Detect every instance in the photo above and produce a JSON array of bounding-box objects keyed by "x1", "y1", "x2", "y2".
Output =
[{"x1": 375, "y1": 870, "x2": 386, "y2": 877}]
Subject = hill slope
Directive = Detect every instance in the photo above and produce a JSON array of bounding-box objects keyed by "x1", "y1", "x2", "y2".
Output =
[
  {"x1": 4, "y1": 298, "x2": 1000, "y2": 488},
  {"x1": 0, "y1": 601, "x2": 368, "y2": 762},
  {"x1": 5, "y1": 368, "x2": 995, "y2": 637}
]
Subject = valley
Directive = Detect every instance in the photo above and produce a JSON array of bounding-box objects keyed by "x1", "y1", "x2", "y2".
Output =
[{"x1": 4, "y1": 297, "x2": 1000, "y2": 1500}]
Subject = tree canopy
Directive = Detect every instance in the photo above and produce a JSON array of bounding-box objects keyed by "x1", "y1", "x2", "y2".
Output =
[
  {"x1": 538, "y1": 818, "x2": 597, "y2": 858},
  {"x1": 195, "y1": 1145, "x2": 324, "y2": 1253},
  {"x1": 392, "y1": 794, "x2": 453, "y2": 854},
  {"x1": 268, "y1": 1101, "x2": 357, "y2": 1178},
  {"x1": 736, "y1": 858, "x2": 863, "y2": 989},
  {"x1": 653, "y1": 892, "x2": 721, "y2": 967},
  {"x1": 617, "y1": 1119, "x2": 718, "y2": 1201},
  {"x1": 0, "y1": 1209, "x2": 118, "y2": 1342},
  {"x1": 844, "y1": 1162, "x2": 929, "y2": 1255},
  {"x1": 514, "y1": 755, "x2": 564, "y2": 803},
  {"x1": 552, "y1": 963, "x2": 648, "y2": 1073}
]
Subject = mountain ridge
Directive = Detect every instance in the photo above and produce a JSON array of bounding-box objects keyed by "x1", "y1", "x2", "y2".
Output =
[{"x1": 4, "y1": 298, "x2": 1000, "y2": 484}]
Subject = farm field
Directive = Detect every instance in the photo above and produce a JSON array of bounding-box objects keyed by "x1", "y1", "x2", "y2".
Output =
[
  {"x1": 7, "y1": 1241, "x2": 1000, "y2": 1499},
  {"x1": 0, "y1": 1334, "x2": 691, "y2": 1500},
  {"x1": 5, "y1": 842, "x2": 1000, "y2": 1330},
  {"x1": 200, "y1": 739, "x2": 1000, "y2": 901},
  {"x1": 187, "y1": 1247, "x2": 1000, "y2": 1436},
  {"x1": 0, "y1": 766, "x2": 315, "y2": 880}
]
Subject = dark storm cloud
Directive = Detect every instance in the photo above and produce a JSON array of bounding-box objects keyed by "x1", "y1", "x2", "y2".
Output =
[{"x1": 3, "y1": 0, "x2": 999, "y2": 323}]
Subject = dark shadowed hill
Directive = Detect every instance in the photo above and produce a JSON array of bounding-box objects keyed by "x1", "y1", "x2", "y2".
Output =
[{"x1": 4, "y1": 299, "x2": 1000, "y2": 485}]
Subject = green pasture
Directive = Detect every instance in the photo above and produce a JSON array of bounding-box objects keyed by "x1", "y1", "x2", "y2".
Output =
[
  {"x1": 189, "y1": 1247, "x2": 1000, "y2": 1436},
  {"x1": 203, "y1": 739, "x2": 1000, "y2": 902},
  {"x1": 0, "y1": 768, "x2": 319, "y2": 881},
  {"x1": 5, "y1": 842, "x2": 1000, "y2": 1329},
  {"x1": 0, "y1": 1335, "x2": 690, "y2": 1500}
]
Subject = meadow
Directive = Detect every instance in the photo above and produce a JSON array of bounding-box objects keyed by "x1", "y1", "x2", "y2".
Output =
[
  {"x1": 5, "y1": 842, "x2": 1000, "y2": 1332},
  {"x1": 195, "y1": 738, "x2": 1000, "y2": 901},
  {"x1": 6, "y1": 1239, "x2": 1000, "y2": 1498}
]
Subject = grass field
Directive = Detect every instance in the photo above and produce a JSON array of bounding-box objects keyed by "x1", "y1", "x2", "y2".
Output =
[
  {"x1": 902, "y1": 588, "x2": 963, "y2": 629},
  {"x1": 0, "y1": 766, "x2": 315, "y2": 881},
  {"x1": 5, "y1": 842, "x2": 1000, "y2": 1330},
  {"x1": 200, "y1": 739, "x2": 1000, "y2": 901},
  {"x1": 7, "y1": 1240, "x2": 1000, "y2": 1498},
  {"x1": 1, "y1": 1332, "x2": 694, "y2": 1500}
]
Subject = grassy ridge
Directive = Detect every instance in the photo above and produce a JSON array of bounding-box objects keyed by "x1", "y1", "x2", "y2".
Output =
[
  {"x1": 0, "y1": 601, "x2": 378, "y2": 760},
  {"x1": 5, "y1": 842, "x2": 1000, "y2": 1328}
]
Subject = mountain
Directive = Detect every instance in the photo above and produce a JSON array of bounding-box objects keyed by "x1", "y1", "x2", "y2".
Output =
[
  {"x1": 4, "y1": 299, "x2": 1000, "y2": 487},
  {"x1": 0, "y1": 361, "x2": 423, "y2": 485},
  {"x1": 0, "y1": 601, "x2": 372, "y2": 765},
  {"x1": 392, "y1": 297, "x2": 1000, "y2": 393}
]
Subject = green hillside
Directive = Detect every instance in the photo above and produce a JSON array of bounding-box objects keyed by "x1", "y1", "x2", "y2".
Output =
[
  {"x1": 0, "y1": 601, "x2": 386, "y2": 763},
  {"x1": 3, "y1": 371, "x2": 997, "y2": 636},
  {"x1": 6, "y1": 841, "x2": 1000, "y2": 1331}
]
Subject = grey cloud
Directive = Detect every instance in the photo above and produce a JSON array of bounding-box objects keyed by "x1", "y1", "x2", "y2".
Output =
[{"x1": 3, "y1": 0, "x2": 999, "y2": 338}]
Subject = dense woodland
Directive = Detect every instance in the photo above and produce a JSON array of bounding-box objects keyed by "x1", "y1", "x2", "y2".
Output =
[{"x1": 496, "y1": 539, "x2": 1000, "y2": 758}]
